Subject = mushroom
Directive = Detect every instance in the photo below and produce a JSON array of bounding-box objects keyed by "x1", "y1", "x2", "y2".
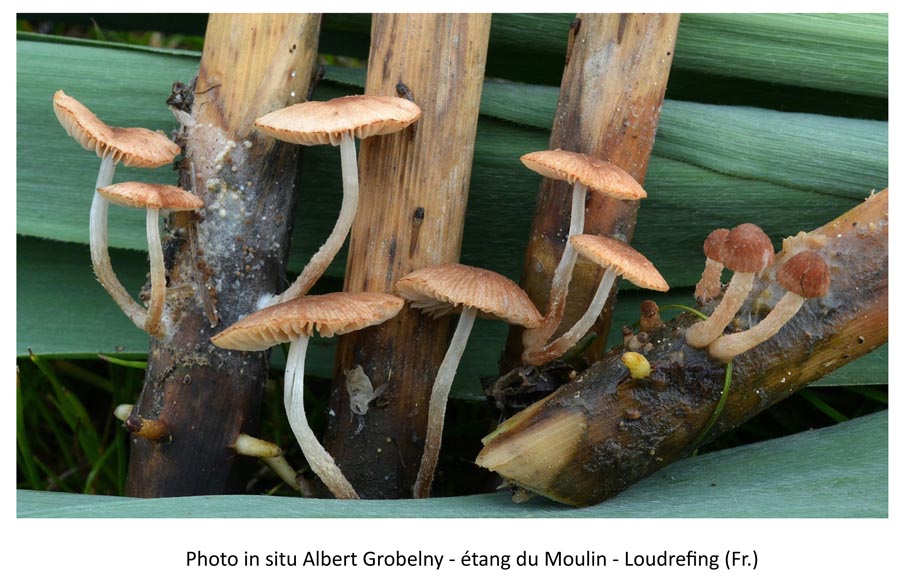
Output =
[
  {"x1": 254, "y1": 95, "x2": 422, "y2": 307},
  {"x1": 685, "y1": 223, "x2": 775, "y2": 349},
  {"x1": 231, "y1": 434, "x2": 303, "y2": 493},
  {"x1": 639, "y1": 300, "x2": 662, "y2": 332},
  {"x1": 211, "y1": 292, "x2": 404, "y2": 499},
  {"x1": 52, "y1": 90, "x2": 181, "y2": 332},
  {"x1": 708, "y1": 250, "x2": 830, "y2": 362},
  {"x1": 523, "y1": 234, "x2": 669, "y2": 366},
  {"x1": 694, "y1": 228, "x2": 730, "y2": 303},
  {"x1": 520, "y1": 150, "x2": 646, "y2": 354},
  {"x1": 395, "y1": 263, "x2": 542, "y2": 498},
  {"x1": 96, "y1": 182, "x2": 203, "y2": 337}
]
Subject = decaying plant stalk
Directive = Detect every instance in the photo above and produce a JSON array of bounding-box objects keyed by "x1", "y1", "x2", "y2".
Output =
[
  {"x1": 479, "y1": 189, "x2": 887, "y2": 507},
  {"x1": 126, "y1": 14, "x2": 321, "y2": 497},
  {"x1": 325, "y1": 14, "x2": 491, "y2": 498},
  {"x1": 502, "y1": 14, "x2": 680, "y2": 371}
]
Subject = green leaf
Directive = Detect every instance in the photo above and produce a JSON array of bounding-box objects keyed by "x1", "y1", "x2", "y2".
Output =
[
  {"x1": 17, "y1": 236, "x2": 150, "y2": 358},
  {"x1": 673, "y1": 14, "x2": 888, "y2": 98},
  {"x1": 17, "y1": 409, "x2": 886, "y2": 517},
  {"x1": 20, "y1": 14, "x2": 888, "y2": 99},
  {"x1": 316, "y1": 14, "x2": 888, "y2": 100}
]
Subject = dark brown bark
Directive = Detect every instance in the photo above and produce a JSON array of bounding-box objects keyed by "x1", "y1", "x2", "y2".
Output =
[
  {"x1": 126, "y1": 14, "x2": 321, "y2": 497},
  {"x1": 479, "y1": 189, "x2": 888, "y2": 506},
  {"x1": 324, "y1": 14, "x2": 492, "y2": 498},
  {"x1": 502, "y1": 14, "x2": 680, "y2": 371}
]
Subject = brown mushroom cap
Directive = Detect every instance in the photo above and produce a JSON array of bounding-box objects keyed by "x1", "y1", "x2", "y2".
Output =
[
  {"x1": 254, "y1": 95, "x2": 422, "y2": 146},
  {"x1": 720, "y1": 223, "x2": 775, "y2": 273},
  {"x1": 520, "y1": 150, "x2": 646, "y2": 200},
  {"x1": 776, "y1": 251, "x2": 830, "y2": 298},
  {"x1": 395, "y1": 263, "x2": 542, "y2": 328},
  {"x1": 703, "y1": 228, "x2": 730, "y2": 263},
  {"x1": 211, "y1": 292, "x2": 405, "y2": 351},
  {"x1": 570, "y1": 234, "x2": 669, "y2": 291},
  {"x1": 97, "y1": 182, "x2": 204, "y2": 211},
  {"x1": 52, "y1": 90, "x2": 181, "y2": 168}
]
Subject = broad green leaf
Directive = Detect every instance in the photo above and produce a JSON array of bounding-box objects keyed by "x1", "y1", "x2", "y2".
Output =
[
  {"x1": 17, "y1": 409, "x2": 887, "y2": 517},
  {"x1": 673, "y1": 14, "x2": 887, "y2": 98},
  {"x1": 316, "y1": 14, "x2": 888, "y2": 100},
  {"x1": 19, "y1": 14, "x2": 889, "y2": 99}
]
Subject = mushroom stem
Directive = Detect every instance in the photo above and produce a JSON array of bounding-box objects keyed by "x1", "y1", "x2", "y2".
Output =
[
  {"x1": 265, "y1": 131, "x2": 359, "y2": 307},
  {"x1": 708, "y1": 292, "x2": 805, "y2": 362},
  {"x1": 694, "y1": 258, "x2": 725, "y2": 303},
  {"x1": 685, "y1": 271, "x2": 756, "y2": 349},
  {"x1": 414, "y1": 305, "x2": 478, "y2": 498},
  {"x1": 144, "y1": 208, "x2": 167, "y2": 338},
  {"x1": 523, "y1": 267, "x2": 617, "y2": 365},
  {"x1": 262, "y1": 455, "x2": 303, "y2": 492},
  {"x1": 522, "y1": 181, "x2": 587, "y2": 351},
  {"x1": 89, "y1": 155, "x2": 149, "y2": 330},
  {"x1": 232, "y1": 433, "x2": 302, "y2": 492},
  {"x1": 284, "y1": 335, "x2": 359, "y2": 499}
]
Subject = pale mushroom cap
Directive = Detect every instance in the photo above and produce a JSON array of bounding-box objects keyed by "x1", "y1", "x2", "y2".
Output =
[
  {"x1": 97, "y1": 182, "x2": 204, "y2": 211},
  {"x1": 211, "y1": 292, "x2": 405, "y2": 351},
  {"x1": 520, "y1": 150, "x2": 646, "y2": 200},
  {"x1": 703, "y1": 228, "x2": 730, "y2": 263},
  {"x1": 570, "y1": 234, "x2": 669, "y2": 292},
  {"x1": 776, "y1": 250, "x2": 831, "y2": 298},
  {"x1": 53, "y1": 90, "x2": 181, "y2": 168},
  {"x1": 395, "y1": 263, "x2": 542, "y2": 328},
  {"x1": 254, "y1": 95, "x2": 422, "y2": 146},
  {"x1": 720, "y1": 223, "x2": 775, "y2": 273}
]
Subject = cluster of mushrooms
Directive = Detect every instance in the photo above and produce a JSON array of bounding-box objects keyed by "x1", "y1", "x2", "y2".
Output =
[
  {"x1": 54, "y1": 89, "x2": 831, "y2": 500},
  {"x1": 52, "y1": 90, "x2": 202, "y2": 340},
  {"x1": 687, "y1": 224, "x2": 831, "y2": 362}
]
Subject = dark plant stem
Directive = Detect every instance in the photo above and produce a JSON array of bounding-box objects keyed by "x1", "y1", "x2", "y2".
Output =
[{"x1": 126, "y1": 14, "x2": 321, "y2": 497}]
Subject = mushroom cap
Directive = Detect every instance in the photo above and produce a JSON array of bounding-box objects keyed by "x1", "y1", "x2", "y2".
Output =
[
  {"x1": 97, "y1": 182, "x2": 204, "y2": 211},
  {"x1": 570, "y1": 234, "x2": 669, "y2": 292},
  {"x1": 776, "y1": 251, "x2": 830, "y2": 298},
  {"x1": 395, "y1": 263, "x2": 542, "y2": 328},
  {"x1": 211, "y1": 292, "x2": 405, "y2": 351},
  {"x1": 703, "y1": 228, "x2": 730, "y2": 263},
  {"x1": 720, "y1": 223, "x2": 775, "y2": 273},
  {"x1": 254, "y1": 95, "x2": 422, "y2": 146},
  {"x1": 52, "y1": 90, "x2": 181, "y2": 168},
  {"x1": 520, "y1": 150, "x2": 646, "y2": 200}
]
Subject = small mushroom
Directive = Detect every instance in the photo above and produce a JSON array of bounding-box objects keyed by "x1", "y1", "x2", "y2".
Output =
[
  {"x1": 231, "y1": 433, "x2": 303, "y2": 492},
  {"x1": 708, "y1": 250, "x2": 830, "y2": 362},
  {"x1": 254, "y1": 95, "x2": 421, "y2": 307},
  {"x1": 523, "y1": 234, "x2": 669, "y2": 366},
  {"x1": 685, "y1": 223, "x2": 775, "y2": 349},
  {"x1": 694, "y1": 228, "x2": 730, "y2": 303},
  {"x1": 212, "y1": 292, "x2": 405, "y2": 499},
  {"x1": 639, "y1": 300, "x2": 662, "y2": 332},
  {"x1": 519, "y1": 150, "x2": 646, "y2": 352},
  {"x1": 53, "y1": 90, "x2": 181, "y2": 332},
  {"x1": 396, "y1": 263, "x2": 542, "y2": 498},
  {"x1": 96, "y1": 182, "x2": 203, "y2": 337}
]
